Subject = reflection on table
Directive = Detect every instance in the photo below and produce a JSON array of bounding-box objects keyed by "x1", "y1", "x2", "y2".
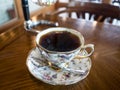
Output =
[{"x1": 0, "y1": 16, "x2": 120, "y2": 89}]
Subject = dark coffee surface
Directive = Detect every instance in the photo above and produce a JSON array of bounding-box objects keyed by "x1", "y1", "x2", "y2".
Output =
[{"x1": 39, "y1": 31, "x2": 80, "y2": 52}]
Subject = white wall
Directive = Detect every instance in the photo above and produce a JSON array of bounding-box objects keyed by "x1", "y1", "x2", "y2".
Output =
[{"x1": 28, "y1": 0, "x2": 41, "y2": 12}]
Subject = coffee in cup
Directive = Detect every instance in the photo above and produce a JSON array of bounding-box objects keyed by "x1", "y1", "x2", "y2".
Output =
[{"x1": 39, "y1": 31, "x2": 81, "y2": 52}]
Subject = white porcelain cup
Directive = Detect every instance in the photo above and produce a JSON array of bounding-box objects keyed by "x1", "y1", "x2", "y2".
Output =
[{"x1": 36, "y1": 27, "x2": 94, "y2": 73}]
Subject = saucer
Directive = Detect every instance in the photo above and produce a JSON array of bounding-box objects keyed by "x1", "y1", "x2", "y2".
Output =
[{"x1": 26, "y1": 47, "x2": 92, "y2": 85}]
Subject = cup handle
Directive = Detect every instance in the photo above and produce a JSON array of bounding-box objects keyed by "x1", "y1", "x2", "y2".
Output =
[
  {"x1": 78, "y1": 44, "x2": 94, "y2": 58},
  {"x1": 59, "y1": 44, "x2": 94, "y2": 74}
]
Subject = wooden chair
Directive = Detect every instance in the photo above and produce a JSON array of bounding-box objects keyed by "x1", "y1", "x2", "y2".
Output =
[{"x1": 46, "y1": 1, "x2": 120, "y2": 24}]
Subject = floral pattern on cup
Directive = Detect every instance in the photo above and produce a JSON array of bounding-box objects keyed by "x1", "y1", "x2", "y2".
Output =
[
  {"x1": 26, "y1": 48, "x2": 92, "y2": 85},
  {"x1": 37, "y1": 47, "x2": 80, "y2": 66}
]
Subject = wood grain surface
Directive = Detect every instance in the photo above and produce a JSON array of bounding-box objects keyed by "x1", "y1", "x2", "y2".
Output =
[{"x1": 0, "y1": 17, "x2": 120, "y2": 90}]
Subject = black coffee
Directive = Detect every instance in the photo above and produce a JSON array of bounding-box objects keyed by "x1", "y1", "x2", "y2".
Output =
[{"x1": 39, "y1": 31, "x2": 81, "y2": 52}]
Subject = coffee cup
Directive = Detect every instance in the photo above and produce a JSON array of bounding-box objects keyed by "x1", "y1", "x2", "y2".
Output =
[{"x1": 36, "y1": 27, "x2": 94, "y2": 73}]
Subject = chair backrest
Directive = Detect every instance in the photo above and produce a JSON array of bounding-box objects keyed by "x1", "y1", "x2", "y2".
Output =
[{"x1": 48, "y1": 1, "x2": 120, "y2": 23}]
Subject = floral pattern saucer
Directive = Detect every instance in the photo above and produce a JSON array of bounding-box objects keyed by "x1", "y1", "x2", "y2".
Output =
[{"x1": 26, "y1": 47, "x2": 92, "y2": 85}]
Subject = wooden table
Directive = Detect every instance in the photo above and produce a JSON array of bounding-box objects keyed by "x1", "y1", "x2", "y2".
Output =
[{"x1": 0, "y1": 17, "x2": 120, "y2": 90}]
